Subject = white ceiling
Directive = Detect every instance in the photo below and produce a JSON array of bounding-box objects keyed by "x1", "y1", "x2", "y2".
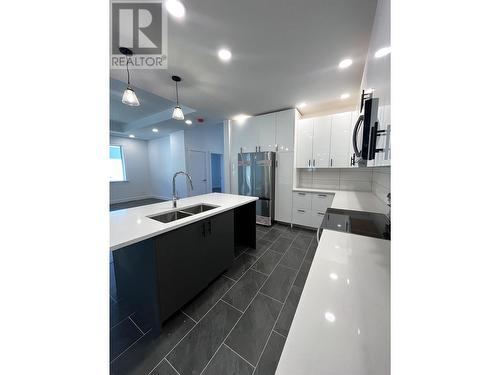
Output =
[{"x1": 110, "y1": 0, "x2": 378, "y2": 131}]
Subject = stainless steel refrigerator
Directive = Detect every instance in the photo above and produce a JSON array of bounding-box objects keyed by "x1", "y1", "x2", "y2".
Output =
[{"x1": 238, "y1": 151, "x2": 275, "y2": 226}]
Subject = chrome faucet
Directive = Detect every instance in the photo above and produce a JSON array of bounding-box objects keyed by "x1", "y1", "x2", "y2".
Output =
[{"x1": 172, "y1": 171, "x2": 194, "y2": 208}]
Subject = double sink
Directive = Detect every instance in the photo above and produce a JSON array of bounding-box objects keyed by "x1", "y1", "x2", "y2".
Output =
[{"x1": 148, "y1": 203, "x2": 219, "y2": 224}]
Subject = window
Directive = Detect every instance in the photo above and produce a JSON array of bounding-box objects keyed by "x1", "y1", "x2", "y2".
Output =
[{"x1": 109, "y1": 145, "x2": 127, "y2": 182}]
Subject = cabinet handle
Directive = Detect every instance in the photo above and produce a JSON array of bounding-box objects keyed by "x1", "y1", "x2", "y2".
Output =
[
  {"x1": 308, "y1": 159, "x2": 311, "y2": 167},
  {"x1": 208, "y1": 220, "x2": 212, "y2": 235},
  {"x1": 298, "y1": 209, "x2": 306, "y2": 213},
  {"x1": 317, "y1": 212, "x2": 325, "y2": 215},
  {"x1": 330, "y1": 158, "x2": 333, "y2": 166},
  {"x1": 298, "y1": 192, "x2": 306, "y2": 196},
  {"x1": 276, "y1": 159, "x2": 278, "y2": 168},
  {"x1": 202, "y1": 223, "x2": 206, "y2": 237},
  {"x1": 318, "y1": 194, "x2": 327, "y2": 197},
  {"x1": 313, "y1": 159, "x2": 315, "y2": 167}
]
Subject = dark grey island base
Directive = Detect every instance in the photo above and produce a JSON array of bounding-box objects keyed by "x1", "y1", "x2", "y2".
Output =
[{"x1": 112, "y1": 201, "x2": 256, "y2": 336}]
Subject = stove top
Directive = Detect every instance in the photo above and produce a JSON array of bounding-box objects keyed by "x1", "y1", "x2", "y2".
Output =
[{"x1": 320, "y1": 208, "x2": 390, "y2": 240}]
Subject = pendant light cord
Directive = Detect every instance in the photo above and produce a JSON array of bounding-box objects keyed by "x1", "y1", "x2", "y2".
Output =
[
  {"x1": 126, "y1": 57, "x2": 131, "y2": 86},
  {"x1": 175, "y1": 81, "x2": 179, "y2": 105}
]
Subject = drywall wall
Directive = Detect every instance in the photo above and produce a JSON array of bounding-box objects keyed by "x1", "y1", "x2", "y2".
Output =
[
  {"x1": 148, "y1": 135, "x2": 172, "y2": 200},
  {"x1": 109, "y1": 136, "x2": 152, "y2": 203}
]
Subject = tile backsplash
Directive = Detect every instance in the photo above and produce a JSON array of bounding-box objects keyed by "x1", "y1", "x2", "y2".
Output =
[
  {"x1": 297, "y1": 166, "x2": 390, "y2": 202},
  {"x1": 371, "y1": 166, "x2": 391, "y2": 202}
]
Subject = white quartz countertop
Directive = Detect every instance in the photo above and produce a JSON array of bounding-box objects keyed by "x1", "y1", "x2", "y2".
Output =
[
  {"x1": 110, "y1": 193, "x2": 258, "y2": 251},
  {"x1": 276, "y1": 229, "x2": 390, "y2": 375},
  {"x1": 293, "y1": 188, "x2": 389, "y2": 214}
]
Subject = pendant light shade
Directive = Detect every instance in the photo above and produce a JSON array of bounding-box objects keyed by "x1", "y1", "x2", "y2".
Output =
[
  {"x1": 122, "y1": 86, "x2": 140, "y2": 106},
  {"x1": 171, "y1": 75, "x2": 184, "y2": 120},
  {"x1": 172, "y1": 105, "x2": 184, "y2": 120},
  {"x1": 120, "y1": 47, "x2": 140, "y2": 107}
]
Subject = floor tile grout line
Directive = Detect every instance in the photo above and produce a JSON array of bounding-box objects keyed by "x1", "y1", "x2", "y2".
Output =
[
  {"x1": 199, "y1": 245, "x2": 287, "y2": 374},
  {"x1": 251, "y1": 236, "x2": 312, "y2": 375},
  {"x1": 110, "y1": 313, "x2": 135, "y2": 330},
  {"x1": 180, "y1": 309, "x2": 198, "y2": 324},
  {"x1": 272, "y1": 329, "x2": 287, "y2": 339},
  {"x1": 129, "y1": 316, "x2": 145, "y2": 336},
  {"x1": 220, "y1": 298, "x2": 244, "y2": 314},
  {"x1": 258, "y1": 291, "x2": 285, "y2": 305},
  {"x1": 110, "y1": 327, "x2": 152, "y2": 365},
  {"x1": 165, "y1": 358, "x2": 181, "y2": 375},
  {"x1": 158, "y1": 241, "x2": 270, "y2": 372},
  {"x1": 223, "y1": 343, "x2": 256, "y2": 370},
  {"x1": 131, "y1": 225, "x2": 312, "y2": 373},
  {"x1": 219, "y1": 244, "x2": 289, "y2": 371}
]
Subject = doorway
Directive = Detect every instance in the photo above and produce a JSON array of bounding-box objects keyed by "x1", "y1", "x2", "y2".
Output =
[
  {"x1": 187, "y1": 150, "x2": 208, "y2": 196},
  {"x1": 210, "y1": 153, "x2": 224, "y2": 193}
]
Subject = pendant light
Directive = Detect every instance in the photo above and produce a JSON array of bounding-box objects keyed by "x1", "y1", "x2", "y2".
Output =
[
  {"x1": 171, "y1": 75, "x2": 184, "y2": 120},
  {"x1": 120, "y1": 47, "x2": 140, "y2": 107}
]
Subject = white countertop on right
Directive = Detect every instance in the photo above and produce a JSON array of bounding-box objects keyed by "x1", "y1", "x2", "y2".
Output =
[
  {"x1": 330, "y1": 190, "x2": 389, "y2": 214},
  {"x1": 275, "y1": 229, "x2": 390, "y2": 375}
]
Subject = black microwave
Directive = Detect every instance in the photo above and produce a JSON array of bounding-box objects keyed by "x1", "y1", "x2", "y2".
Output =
[{"x1": 352, "y1": 96, "x2": 381, "y2": 167}]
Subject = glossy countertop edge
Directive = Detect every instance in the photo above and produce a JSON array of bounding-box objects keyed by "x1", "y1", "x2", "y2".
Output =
[
  {"x1": 110, "y1": 193, "x2": 258, "y2": 251},
  {"x1": 275, "y1": 229, "x2": 390, "y2": 375},
  {"x1": 293, "y1": 188, "x2": 389, "y2": 215}
]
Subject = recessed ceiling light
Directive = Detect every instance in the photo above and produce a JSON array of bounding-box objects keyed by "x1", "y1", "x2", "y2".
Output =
[
  {"x1": 324, "y1": 312, "x2": 336, "y2": 323},
  {"x1": 340, "y1": 93, "x2": 350, "y2": 100},
  {"x1": 374, "y1": 46, "x2": 391, "y2": 58},
  {"x1": 338, "y1": 58, "x2": 353, "y2": 69},
  {"x1": 329, "y1": 273, "x2": 338, "y2": 280},
  {"x1": 152, "y1": 128, "x2": 159, "y2": 133},
  {"x1": 297, "y1": 102, "x2": 307, "y2": 109},
  {"x1": 165, "y1": 0, "x2": 186, "y2": 18},
  {"x1": 218, "y1": 48, "x2": 232, "y2": 62},
  {"x1": 185, "y1": 119, "x2": 192, "y2": 125},
  {"x1": 129, "y1": 134, "x2": 135, "y2": 138},
  {"x1": 233, "y1": 114, "x2": 251, "y2": 123}
]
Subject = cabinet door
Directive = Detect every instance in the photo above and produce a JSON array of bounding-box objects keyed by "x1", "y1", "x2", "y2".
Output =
[
  {"x1": 275, "y1": 152, "x2": 293, "y2": 223},
  {"x1": 257, "y1": 113, "x2": 277, "y2": 152},
  {"x1": 205, "y1": 210, "x2": 235, "y2": 277},
  {"x1": 292, "y1": 191, "x2": 312, "y2": 209},
  {"x1": 310, "y1": 210, "x2": 325, "y2": 228},
  {"x1": 311, "y1": 193, "x2": 334, "y2": 211},
  {"x1": 312, "y1": 116, "x2": 332, "y2": 168},
  {"x1": 292, "y1": 207, "x2": 311, "y2": 227},
  {"x1": 276, "y1": 109, "x2": 295, "y2": 152},
  {"x1": 156, "y1": 220, "x2": 205, "y2": 321},
  {"x1": 296, "y1": 118, "x2": 314, "y2": 168},
  {"x1": 238, "y1": 116, "x2": 259, "y2": 153},
  {"x1": 330, "y1": 112, "x2": 352, "y2": 167}
]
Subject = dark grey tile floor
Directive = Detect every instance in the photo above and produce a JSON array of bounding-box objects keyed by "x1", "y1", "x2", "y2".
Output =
[
  {"x1": 110, "y1": 223, "x2": 318, "y2": 375},
  {"x1": 110, "y1": 198, "x2": 166, "y2": 212}
]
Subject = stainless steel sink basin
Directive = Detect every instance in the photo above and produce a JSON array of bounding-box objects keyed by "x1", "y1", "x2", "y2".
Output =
[
  {"x1": 148, "y1": 203, "x2": 219, "y2": 224},
  {"x1": 149, "y1": 210, "x2": 193, "y2": 223},
  {"x1": 179, "y1": 204, "x2": 219, "y2": 215}
]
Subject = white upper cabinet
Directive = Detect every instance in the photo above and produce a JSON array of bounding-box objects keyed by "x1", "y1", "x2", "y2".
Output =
[
  {"x1": 276, "y1": 109, "x2": 295, "y2": 152},
  {"x1": 296, "y1": 118, "x2": 314, "y2": 168},
  {"x1": 312, "y1": 116, "x2": 332, "y2": 168},
  {"x1": 257, "y1": 113, "x2": 277, "y2": 152},
  {"x1": 330, "y1": 112, "x2": 352, "y2": 167},
  {"x1": 235, "y1": 116, "x2": 259, "y2": 153}
]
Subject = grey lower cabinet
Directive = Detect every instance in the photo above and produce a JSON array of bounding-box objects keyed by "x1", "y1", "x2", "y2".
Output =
[{"x1": 155, "y1": 210, "x2": 235, "y2": 323}]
